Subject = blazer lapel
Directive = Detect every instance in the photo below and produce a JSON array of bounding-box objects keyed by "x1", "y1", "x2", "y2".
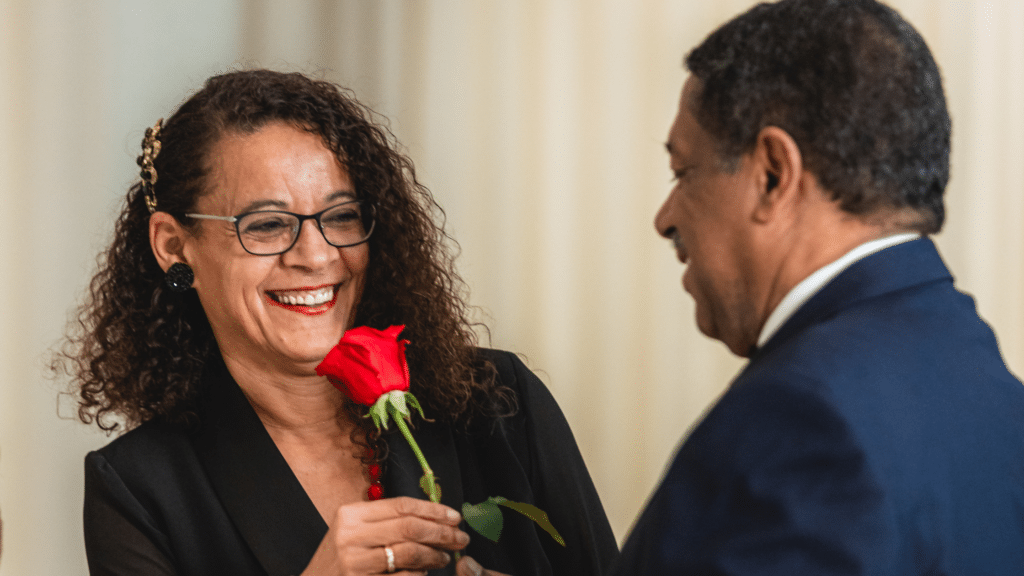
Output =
[{"x1": 191, "y1": 357, "x2": 327, "y2": 576}]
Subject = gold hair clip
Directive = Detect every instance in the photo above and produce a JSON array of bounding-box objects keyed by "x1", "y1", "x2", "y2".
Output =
[{"x1": 138, "y1": 118, "x2": 164, "y2": 214}]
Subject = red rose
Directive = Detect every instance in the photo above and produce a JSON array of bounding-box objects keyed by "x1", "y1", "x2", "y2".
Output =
[
  {"x1": 316, "y1": 325, "x2": 410, "y2": 406},
  {"x1": 313, "y1": 324, "x2": 563, "y2": 548}
]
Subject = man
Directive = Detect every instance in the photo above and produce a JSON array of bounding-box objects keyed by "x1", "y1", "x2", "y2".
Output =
[{"x1": 614, "y1": 0, "x2": 1024, "y2": 573}]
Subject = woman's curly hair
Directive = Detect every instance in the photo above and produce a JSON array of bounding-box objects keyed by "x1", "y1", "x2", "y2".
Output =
[{"x1": 54, "y1": 69, "x2": 511, "y2": 441}]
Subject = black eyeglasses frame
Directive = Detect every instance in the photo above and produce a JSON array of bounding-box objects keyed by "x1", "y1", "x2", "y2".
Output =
[{"x1": 183, "y1": 200, "x2": 375, "y2": 256}]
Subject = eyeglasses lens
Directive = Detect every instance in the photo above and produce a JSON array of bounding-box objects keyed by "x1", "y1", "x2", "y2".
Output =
[
  {"x1": 238, "y1": 213, "x2": 296, "y2": 255},
  {"x1": 320, "y1": 203, "x2": 369, "y2": 247}
]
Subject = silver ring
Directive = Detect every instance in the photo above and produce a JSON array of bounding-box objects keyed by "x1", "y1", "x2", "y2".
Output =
[{"x1": 384, "y1": 545, "x2": 396, "y2": 573}]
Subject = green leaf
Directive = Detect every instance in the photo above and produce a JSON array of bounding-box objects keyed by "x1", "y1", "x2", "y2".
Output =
[
  {"x1": 462, "y1": 498, "x2": 503, "y2": 542},
  {"x1": 419, "y1": 473, "x2": 442, "y2": 502},
  {"x1": 493, "y1": 497, "x2": 566, "y2": 547}
]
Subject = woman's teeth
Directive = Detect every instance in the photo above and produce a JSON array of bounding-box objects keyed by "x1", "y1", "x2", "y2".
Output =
[{"x1": 272, "y1": 286, "x2": 334, "y2": 306}]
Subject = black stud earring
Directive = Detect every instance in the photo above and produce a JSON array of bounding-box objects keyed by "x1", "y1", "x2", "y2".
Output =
[{"x1": 165, "y1": 262, "x2": 194, "y2": 292}]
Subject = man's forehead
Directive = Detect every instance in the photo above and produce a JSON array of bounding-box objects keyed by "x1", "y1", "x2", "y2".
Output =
[
  {"x1": 666, "y1": 77, "x2": 702, "y2": 158},
  {"x1": 681, "y1": 75, "x2": 701, "y2": 103}
]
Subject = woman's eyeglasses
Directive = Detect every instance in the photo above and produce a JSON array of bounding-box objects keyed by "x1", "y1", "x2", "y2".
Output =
[{"x1": 185, "y1": 200, "x2": 375, "y2": 256}]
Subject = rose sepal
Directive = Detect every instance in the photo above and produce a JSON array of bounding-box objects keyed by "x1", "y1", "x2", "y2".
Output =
[{"x1": 366, "y1": 390, "x2": 426, "y2": 430}]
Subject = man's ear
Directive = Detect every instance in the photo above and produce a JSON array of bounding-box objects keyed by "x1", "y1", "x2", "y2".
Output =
[
  {"x1": 149, "y1": 212, "x2": 190, "y2": 273},
  {"x1": 751, "y1": 126, "x2": 803, "y2": 223}
]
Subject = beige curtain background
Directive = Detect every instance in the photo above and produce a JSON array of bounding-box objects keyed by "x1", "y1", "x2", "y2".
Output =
[{"x1": 1, "y1": 0, "x2": 1021, "y2": 573}]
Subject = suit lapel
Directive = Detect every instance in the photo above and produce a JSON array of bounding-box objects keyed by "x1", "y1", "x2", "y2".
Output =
[
  {"x1": 753, "y1": 237, "x2": 953, "y2": 362},
  {"x1": 191, "y1": 357, "x2": 327, "y2": 576}
]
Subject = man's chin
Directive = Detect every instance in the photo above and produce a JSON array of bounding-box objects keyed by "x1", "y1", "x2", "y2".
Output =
[
  {"x1": 694, "y1": 315, "x2": 748, "y2": 356},
  {"x1": 694, "y1": 314, "x2": 718, "y2": 341}
]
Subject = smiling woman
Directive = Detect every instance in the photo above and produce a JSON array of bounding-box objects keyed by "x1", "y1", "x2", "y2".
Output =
[{"x1": 52, "y1": 70, "x2": 617, "y2": 576}]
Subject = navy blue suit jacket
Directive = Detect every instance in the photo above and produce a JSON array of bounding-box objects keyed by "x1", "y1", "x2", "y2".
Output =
[{"x1": 615, "y1": 238, "x2": 1024, "y2": 575}]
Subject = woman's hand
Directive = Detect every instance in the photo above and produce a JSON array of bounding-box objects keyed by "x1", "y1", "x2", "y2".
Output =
[
  {"x1": 455, "y1": 556, "x2": 512, "y2": 576},
  {"x1": 301, "y1": 496, "x2": 469, "y2": 575}
]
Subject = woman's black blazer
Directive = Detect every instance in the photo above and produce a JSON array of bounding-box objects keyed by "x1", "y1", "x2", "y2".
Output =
[{"x1": 84, "y1": 348, "x2": 618, "y2": 576}]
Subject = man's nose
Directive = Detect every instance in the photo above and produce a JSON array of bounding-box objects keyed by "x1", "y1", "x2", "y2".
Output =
[{"x1": 654, "y1": 193, "x2": 676, "y2": 239}]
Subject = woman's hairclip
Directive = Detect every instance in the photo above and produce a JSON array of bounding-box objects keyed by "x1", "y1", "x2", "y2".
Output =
[{"x1": 137, "y1": 119, "x2": 164, "y2": 214}]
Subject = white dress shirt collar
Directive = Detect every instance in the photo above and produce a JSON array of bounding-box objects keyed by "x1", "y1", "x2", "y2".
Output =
[{"x1": 756, "y1": 232, "x2": 921, "y2": 348}]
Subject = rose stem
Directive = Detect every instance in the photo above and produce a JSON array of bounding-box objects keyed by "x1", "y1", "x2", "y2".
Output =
[
  {"x1": 387, "y1": 403, "x2": 438, "y2": 502},
  {"x1": 386, "y1": 402, "x2": 460, "y2": 563}
]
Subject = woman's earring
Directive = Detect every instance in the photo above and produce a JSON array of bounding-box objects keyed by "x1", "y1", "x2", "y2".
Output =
[{"x1": 165, "y1": 262, "x2": 194, "y2": 292}]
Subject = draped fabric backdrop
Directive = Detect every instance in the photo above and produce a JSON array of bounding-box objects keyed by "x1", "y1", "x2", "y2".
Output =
[{"x1": 1, "y1": 1, "x2": 1021, "y2": 573}]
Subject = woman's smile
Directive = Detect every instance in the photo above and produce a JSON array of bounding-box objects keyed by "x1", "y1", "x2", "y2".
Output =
[{"x1": 265, "y1": 283, "x2": 340, "y2": 315}]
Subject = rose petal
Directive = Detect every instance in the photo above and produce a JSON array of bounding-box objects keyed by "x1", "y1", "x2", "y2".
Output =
[{"x1": 315, "y1": 325, "x2": 410, "y2": 406}]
